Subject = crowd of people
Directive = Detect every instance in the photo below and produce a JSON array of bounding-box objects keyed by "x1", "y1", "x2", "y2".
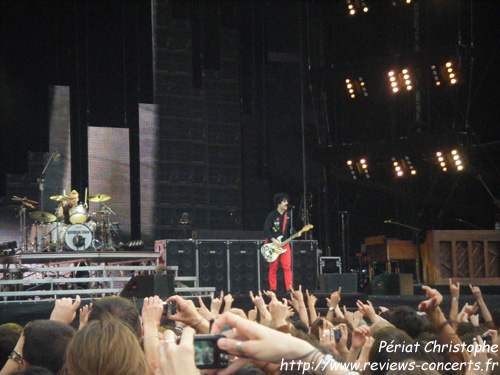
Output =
[{"x1": 1, "y1": 281, "x2": 500, "y2": 375}]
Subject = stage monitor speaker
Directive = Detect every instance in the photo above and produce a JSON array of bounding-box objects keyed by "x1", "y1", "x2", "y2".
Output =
[
  {"x1": 318, "y1": 273, "x2": 357, "y2": 293},
  {"x1": 120, "y1": 274, "x2": 175, "y2": 300},
  {"x1": 371, "y1": 273, "x2": 414, "y2": 295},
  {"x1": 228, "y1": 240, "x2": 260, "y2": 294},
  {"x1": 292, "y1": 240, "x2": 318, "y2": 292},
  {"x1": 165, "y1": 240, "x2": 197, "y2": 276},
  {"x1": 198, "y1": 240, "x2": 228, "y2": 291}
]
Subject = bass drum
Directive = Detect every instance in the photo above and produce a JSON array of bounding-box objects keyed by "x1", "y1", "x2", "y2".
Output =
[{"x1": 64, "y1": 223, "x2": 93, "y2": 251}]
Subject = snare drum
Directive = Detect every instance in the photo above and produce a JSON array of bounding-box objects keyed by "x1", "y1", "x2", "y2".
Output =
[
  {"x1": 69, "y1": 204, "x2": 88, "y2": 224},
  {"x1": 64, "y1": 223, "x2": 93, "y2": 251}
]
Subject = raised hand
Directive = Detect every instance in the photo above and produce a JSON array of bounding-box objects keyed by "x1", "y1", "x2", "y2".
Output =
[
  {"x1": 211, "y1": 290, "x2": 224, "y2": 316},
  {"x1": 78, "y1": 302, "x2": 92, "y2": 330},
  {"x1": 50, "y1": 295, "x2": 81, "y2": 324},
  {"x1": 449, "y1": 279, "x2": 460, "y2": 299},
  {"x1": 326, "y1": 287, "x2": 341, "y2": 308},
  {"x1": 223, "y1": 293, "x2": 234, "y2": 313},
  {"x1": 356, "y1": 300, "x2": 377, "y2": 322},
  {"x1": 197, "y1": 296, "x2": 215, "y2": 320}
]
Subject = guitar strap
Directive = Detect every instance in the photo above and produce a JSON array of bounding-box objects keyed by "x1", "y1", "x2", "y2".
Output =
[{"x1": 282, "y1": 212, "x2": 287, "y2": 235}]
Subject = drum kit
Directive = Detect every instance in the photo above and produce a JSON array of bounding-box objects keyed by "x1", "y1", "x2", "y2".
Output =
[{"x1": 12, "y1": 192, "x2": 120, "y2": 252}]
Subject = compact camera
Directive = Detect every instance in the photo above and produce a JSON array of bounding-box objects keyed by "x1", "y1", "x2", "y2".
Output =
[
  {"x1": 163, "y1": 301, "x2": 177, "y2": 316},
  {"x1": 193, "y1": 334, "x2": 229, "y2": 369}
]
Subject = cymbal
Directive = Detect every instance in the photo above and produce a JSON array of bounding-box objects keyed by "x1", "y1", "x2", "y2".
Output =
[
  {"x1": 12, "y1": 196, "x2": 38, "y2": 205},
  {"x1": 50, "y1": 195, "x2": 68, "y2": 201},
  {"x1": 88, "y1": 194, "x2": 111, "y2": 202},
  {"x1": 29, "y1": 211, "x2": 57, "y2": 223}
]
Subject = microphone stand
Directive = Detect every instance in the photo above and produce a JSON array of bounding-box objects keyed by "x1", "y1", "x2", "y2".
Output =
[
  {"x1": 37, "y1": 151, "x2": 59, "y2": 213},
  {"x1": 384, "y1": 220, "x2": 422, "y2": 283}
]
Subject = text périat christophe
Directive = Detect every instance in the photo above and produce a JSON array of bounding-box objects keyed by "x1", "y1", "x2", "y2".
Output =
[{"x1": 379, "y1": 340, "x2": 498, "y2": 357}]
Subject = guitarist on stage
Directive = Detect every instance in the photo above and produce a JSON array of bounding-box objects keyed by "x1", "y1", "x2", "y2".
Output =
[{"x1": 263, "y1": 193, "x2": 301, "y2": 291}]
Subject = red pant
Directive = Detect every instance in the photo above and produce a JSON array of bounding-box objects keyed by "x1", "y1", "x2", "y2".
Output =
[{"x1": 268, "y1": 244, "x2": 292, "y2": 290}]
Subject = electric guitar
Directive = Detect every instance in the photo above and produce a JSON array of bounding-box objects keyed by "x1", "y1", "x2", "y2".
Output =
[{"x1": 260, "y1": 224, "x2": 314, "y2": 263}]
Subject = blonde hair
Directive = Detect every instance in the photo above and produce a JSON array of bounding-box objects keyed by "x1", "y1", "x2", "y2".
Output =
[{"x1": 65, "y1": 315, "x2": 148, "y2": 375}]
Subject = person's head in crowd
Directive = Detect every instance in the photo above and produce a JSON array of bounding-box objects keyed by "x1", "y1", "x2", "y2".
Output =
[
  {"x1": 88, "y1": 296, "x2": 141, "y2": 338},
  {"x1": 65, "y1": 315, "x2": 149, "y2": 375},
  {"x1": 388, "y1": 306, "x2": 432, "y2": 339},
  {"x1": 369, "y1": 326, "x2": 423, "y2": 375},
  {"x1": 456, "y1": 321, "x2": 484, "y2": 340},
  {"x1": 289, "y1": 319, "x2": 309, "y2": 335},
  {"x1": 330, "y1": 317, "x2": 353, "y2": 349},
  {"x1": 309, "y1": 317, "x2": 330, "y2": 341},
  {"x1": 0, "y1": 323, "x2": 23, "y2": 368},
  {"x1": 10, "y1": 366, "x2": 54, "y2": 375},
  {"x1": 491, "y1": 308, "x2": 500, "y2": 330},
  {"x1": 23, "y1": 320, "x2": 75, "y2": 374}
]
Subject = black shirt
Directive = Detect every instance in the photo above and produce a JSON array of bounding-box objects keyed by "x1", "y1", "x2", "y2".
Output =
[{"x1": 263, "y1": 209, "x2": 290, "y2": 242}]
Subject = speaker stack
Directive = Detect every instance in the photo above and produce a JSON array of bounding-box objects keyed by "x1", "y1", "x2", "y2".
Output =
[
  {"x1": 198, "y1": 241, "x2": 229, "y2": 291},
  {"x1": 228, "y1": 240, "x2": 260, "y2": 294},
  {"x1": 160, "y1": 239, "x2": 320, "y2": 293},
  {"x1": 291, "y1": 240, "x2": 319, "y2": 292}
]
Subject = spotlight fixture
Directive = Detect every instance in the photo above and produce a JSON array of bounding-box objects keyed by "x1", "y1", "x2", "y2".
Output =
[
  {"x1": 388, "y1": 68, "x2": 414, "y2": 93},
  {"x1": 346, "y1": 158, "x2": 370, "y2": 179},
  {"x1": 435, "y1": 149, "x2": 464, "y2": 172},
  {"x1": 345, "y1": 77, "x2": 369, "y2": 99},
  {"x1": 391, "y1": 156, "x2": 417, "y2": 177},
  {"x1": 346, "y1": 0, "x2": 368, "y2": 16},
  {"x1": 431, "y1": 61, "x2": 458, "y2": 86}
]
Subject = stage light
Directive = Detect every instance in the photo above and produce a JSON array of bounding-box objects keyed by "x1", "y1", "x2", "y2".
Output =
[
  {"x1": 346, "y1": 77, "x2": 369, "y2": 98},
  {"x1": 392, "y1": 156, "x2": 417, "y2": 177},
  {"x1": 387, "y1": 68, "x2": 413, "y2": 93},
  {"x1": 435, "y1": 149, "x2": 464, "y2": 172}
]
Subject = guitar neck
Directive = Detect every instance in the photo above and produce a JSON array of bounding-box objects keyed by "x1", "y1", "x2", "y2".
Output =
[{"x1": 280, "y1": 232, "x2": 300, "y2": 247}]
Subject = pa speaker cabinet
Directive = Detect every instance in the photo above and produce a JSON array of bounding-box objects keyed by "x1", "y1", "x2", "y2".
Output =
[
  {"x1": 228, "y1": 240, "x2": 260, "y2": 294},
  {"x1": 292, "y1": 240, "x2": 318, "y2": 292},
  {"x1": 165, "y1": 240, "x2": 197, "y2": 276},
  {"x1": 318, "y1": 273, "x2": 357, "y2": 293},
  {"x1": 371, "y1": 273, "x2": 414, "y2": 295},
  {"x1": 120, "y1": 274, "x2": 175, "y2": 299},
  {"x1": 197, "y1": 240, "x2": 229, "y2": 291}
]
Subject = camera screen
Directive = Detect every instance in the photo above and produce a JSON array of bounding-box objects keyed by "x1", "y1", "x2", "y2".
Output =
[{"x1": 194, "y1": 340, "x2": 215, "y2": 366}]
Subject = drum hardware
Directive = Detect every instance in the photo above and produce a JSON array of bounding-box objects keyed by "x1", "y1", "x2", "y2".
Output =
[
  {"x1": 93, "y1": 201, "x2": 119, "y2": 251},
  {"x1": 12, "y1": 196, "x2": 38, "y2": 253},
  {"x1": 37, "y1": 151, "x2": 60, "y2": 213}
]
